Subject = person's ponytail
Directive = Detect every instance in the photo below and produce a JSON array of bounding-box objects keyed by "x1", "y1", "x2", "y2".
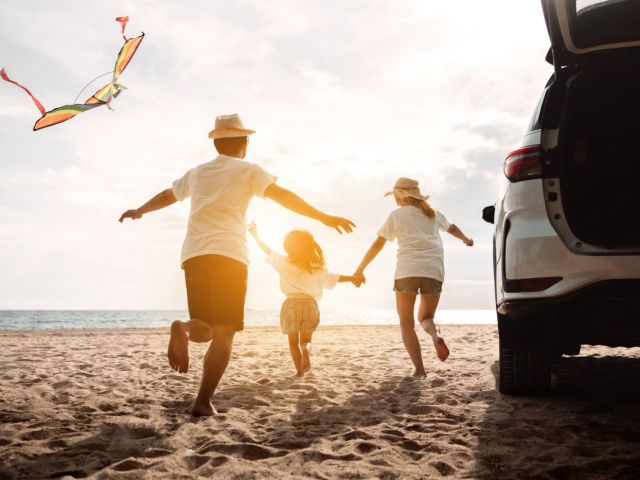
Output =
[
  {"x1": 419, "y1": 199, "x2": 436, "y2": 219},
  {"x1": 406, "y1": 196, "x2": 435, "y2": 218}
]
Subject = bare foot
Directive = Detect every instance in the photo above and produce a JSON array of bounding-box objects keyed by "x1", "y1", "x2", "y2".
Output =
[
  {"x1": 168, "y1": 320, "x2": 189, "y2": 373},
  {"x1": 191, "y1": 400, "x2": 217, "y2": 417},
  {"x1": 412, "y1": 369, "x2": 427, "y2": 378},
  {"x1": 434, "y1": 337, "x2": 450, "y2": 362}
]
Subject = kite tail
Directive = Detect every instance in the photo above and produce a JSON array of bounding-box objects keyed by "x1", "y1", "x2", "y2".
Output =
[
  {"x1": 115, "y1": 16, "x2": 129, "y2": 41},
  {"x1": 0, "y1": 68, "x2": 46, "y2": 116}
]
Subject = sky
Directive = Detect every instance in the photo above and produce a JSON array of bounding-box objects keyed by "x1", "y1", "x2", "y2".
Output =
[{"x1": 0, "y1": 1, "x2": 553, "y2": 311}]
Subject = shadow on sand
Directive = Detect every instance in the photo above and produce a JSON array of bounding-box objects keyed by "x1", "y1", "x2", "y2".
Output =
[
  {"x1": 472, "y1": 354, "x2": 640, "y2": 480},
  {"x1": 0, "y1": 420, "x2": 174, "y2": 479}
]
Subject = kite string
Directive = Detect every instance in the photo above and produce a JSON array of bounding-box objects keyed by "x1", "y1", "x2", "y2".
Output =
[{"x1": 73, "y1": 71, "x2": 113, "y2": 104}]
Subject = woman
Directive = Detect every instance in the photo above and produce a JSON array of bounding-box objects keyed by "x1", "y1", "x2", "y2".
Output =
[{"x1": 354, "y1": 177, "x2": 473, "y2": 377}]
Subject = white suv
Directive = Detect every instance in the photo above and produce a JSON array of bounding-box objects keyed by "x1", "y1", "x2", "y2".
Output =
[{"x1": 484, "y1": 0, "x2": 640, "y2": 395}]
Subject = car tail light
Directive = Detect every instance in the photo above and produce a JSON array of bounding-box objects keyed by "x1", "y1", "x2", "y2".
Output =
[
  {"x1": 505, "y1": 276, "x2": 562, "y2": 292},
  {"x1": 504, "y1": 145, "x2": 541, "y2": 182}
]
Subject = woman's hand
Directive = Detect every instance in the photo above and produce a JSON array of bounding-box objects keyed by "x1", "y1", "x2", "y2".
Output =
[
  {"x1": 464, "y1": 238, "x2": 474, "y2": 247},
  {"x1": 119, "y1": 209, "x2": 142, "y2": 223}
]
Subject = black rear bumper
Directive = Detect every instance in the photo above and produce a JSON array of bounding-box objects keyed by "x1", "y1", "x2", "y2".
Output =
[{"x1": 498, "y1": 280, "x2": 640, "y2": 348}]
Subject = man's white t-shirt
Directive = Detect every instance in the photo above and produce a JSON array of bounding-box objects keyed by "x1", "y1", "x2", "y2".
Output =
[
  {"x1": 172, "y1": 154, "x2": 276, "y2": 266},
  {"x1": 266, "y1": 252, "x2": 340, "y2": 300},
  {"x1": 377, "y1": 206, "x2": 450, "y2": 281}
]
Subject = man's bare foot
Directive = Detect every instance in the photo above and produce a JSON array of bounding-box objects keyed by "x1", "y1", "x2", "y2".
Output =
[
  {"x1": 168, "y1": 320, "x2": 189, "y2": 373},
  {"x1": 191, "y1": 400, "x2": 217, "y2": 417},
  {"x1": 412, "y1": 369, "x2": 427, "y2": 378},
  {"x1": 434, "y1": 337, "x2": 450, "y2": 362}
]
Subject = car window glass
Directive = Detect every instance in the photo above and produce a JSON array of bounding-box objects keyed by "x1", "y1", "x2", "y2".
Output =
[
  {"x1": 526, "y1": 91, "x2": 546, "y2": 132},
  {"x1": 572, "y1": 0, "x2": 640, "y2": 48}
]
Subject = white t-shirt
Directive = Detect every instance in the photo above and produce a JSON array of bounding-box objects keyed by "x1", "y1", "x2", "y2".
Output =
[
  {"x1": 266, "y1": 252, "x2": 340, "y2": 300},
  {"x1": 172, "y1": 154, "x2": 276, "y2": 266},
  {"x1": 377, "y1": 206, "x2": 451, "y2": 281}
]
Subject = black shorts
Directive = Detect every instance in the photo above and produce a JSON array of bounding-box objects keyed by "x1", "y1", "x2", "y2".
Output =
[
  {"x1": 183, "y1": 254, "x2": 248, "y2": 331},
  {"x1": 394, "y1": 277, "x2": 442, "y2": 294}
]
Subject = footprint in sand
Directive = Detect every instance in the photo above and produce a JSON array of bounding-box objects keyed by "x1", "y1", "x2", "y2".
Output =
[
  {"x1": 52, "y1": 380, "x2": 73, "y2": 389},
  {"x1": 355, "y1": 441, "x2": 380, "y2": 454},
  {"x1": 20, "y1": 429, "x2": 50, "y2": 441},
  {"x1": 342, "y1": 430, "x2": 373, "y2": 441},
  {"x1": 430, "y1": 460, "x2": 456, "y2": 476},
  {"x1": 199, "y1": 442, "x2": 285, "y2": 460},
  {"x1": 406, "y1": 405, "x2": 433, "y2": 415},
  {"x1": 111, "y1": 458, "x2": 146, "y2": 471},
  {"x1": 186, "y1": 454, "x2": 210, "y2": 470},
  {"x1": 144, "y1": 448, "x2": 173, "y2": 459},
  {"x1": 209, "y1": 456, "x2": 229, "y2": 467}
]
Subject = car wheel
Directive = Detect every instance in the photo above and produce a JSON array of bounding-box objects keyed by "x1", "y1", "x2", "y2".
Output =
[{"x1": 498, "y1": 313, "x2": 551, "y2": 395}]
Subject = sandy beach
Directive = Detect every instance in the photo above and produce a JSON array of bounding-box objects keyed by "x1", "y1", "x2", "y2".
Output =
[{"x1": 2, "y1": 324, "x2": 640, "y2": 479}]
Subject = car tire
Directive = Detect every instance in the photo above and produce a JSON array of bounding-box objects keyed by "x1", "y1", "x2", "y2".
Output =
[{"x1": 498, "y1": 314, "x2": 551, "y2": 395}]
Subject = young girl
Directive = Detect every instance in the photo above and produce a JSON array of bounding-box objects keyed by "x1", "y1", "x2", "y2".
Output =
[
  {"x1": 249, "y1": 222, "x2": 358, "y2": 377},
  {"x1": 353, "y1": 177, "x2": 473, "y2": 377}
]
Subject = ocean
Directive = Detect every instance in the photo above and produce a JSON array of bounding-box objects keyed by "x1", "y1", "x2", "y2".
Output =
[{"x1": 0, "y1": 309, "x2": 496, "y2": 330}]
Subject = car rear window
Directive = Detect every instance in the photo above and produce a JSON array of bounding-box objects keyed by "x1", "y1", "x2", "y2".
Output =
[{"x1": 573, "y1": 0, "x2": 640, "y2": 48}]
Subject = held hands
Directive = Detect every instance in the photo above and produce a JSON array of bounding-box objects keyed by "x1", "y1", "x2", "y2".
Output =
[
  {"x1": 352, "y1": 272, "x2": 366, "y2": 288},
  {"x1": 321, "y1": 214, "x2": 356, "y2": 234},
  {"x1": 118, "y1": 209, "x2": 142, "y2": 223}
]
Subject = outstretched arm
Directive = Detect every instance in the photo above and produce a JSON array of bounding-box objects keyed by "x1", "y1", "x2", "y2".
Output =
[
  {"x1": 264, "y1": 183, "x2": 355, "y2": 234},
  {"x1": 447, "y1": 224, "x2": 474, "y2": 246},
  {"x1": 353, "y1": 236, "x2": 387, "y2": 283},
  {"x1": 119, "y1": 188, "x2": 177, "y2": 223},
  {"x1": 247, "y1": 222, "x2": 272, "y2": 256}
]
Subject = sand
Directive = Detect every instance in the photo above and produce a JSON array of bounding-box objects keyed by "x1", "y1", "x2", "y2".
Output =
[{"x1": 1, "y1": 324, "x2": 640, "y2": 479}]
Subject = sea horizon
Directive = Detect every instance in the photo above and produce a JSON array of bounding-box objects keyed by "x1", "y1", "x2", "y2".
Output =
[{"x1": 0, "y1": 309, "x2": 496, "y2": 330}]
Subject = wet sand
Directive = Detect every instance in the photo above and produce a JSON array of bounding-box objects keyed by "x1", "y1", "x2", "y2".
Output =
[{"x1": 1, "y1": 324, "x2": 640, "y2": 479}]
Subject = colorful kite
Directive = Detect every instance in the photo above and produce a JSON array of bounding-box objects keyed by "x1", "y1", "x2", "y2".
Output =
[{"x1": 1, "y1": 16, "x2": 144, "y2": 131}]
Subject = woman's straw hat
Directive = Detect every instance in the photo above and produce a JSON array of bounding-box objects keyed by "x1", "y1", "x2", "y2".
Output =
[
  {"x1": 207, "y1": 114, "x2": 256, "y2": 139},
  {"x1": 384, "y1": 177, "x2": 429, "y2": 201}
]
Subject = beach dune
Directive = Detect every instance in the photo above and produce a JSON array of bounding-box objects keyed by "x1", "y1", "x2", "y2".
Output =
[{"x1": 1, "y1": 324, "x2": 640, "y2": 479}]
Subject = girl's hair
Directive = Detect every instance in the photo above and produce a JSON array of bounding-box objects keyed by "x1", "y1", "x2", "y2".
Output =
[
  {"x1": 402, "y1": 196, "x2": 436, "y2": 219},
  {"x1": 284, "y1": 229, "x2": 325, "y2": 273}
]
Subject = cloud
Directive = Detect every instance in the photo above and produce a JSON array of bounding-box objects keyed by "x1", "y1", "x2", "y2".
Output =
[{"x1": 0, "y1": 0, "x2": 553, "y2": 309}]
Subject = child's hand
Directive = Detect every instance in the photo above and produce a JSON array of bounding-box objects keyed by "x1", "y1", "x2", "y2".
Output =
[{"x1": 352, "y1": 272, "x2": 366, "y2": 287}]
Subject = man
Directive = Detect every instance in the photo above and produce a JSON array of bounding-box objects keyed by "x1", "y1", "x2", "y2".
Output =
[{"x1": 119, "y1": 114, "x2": 354, "y2": 416}]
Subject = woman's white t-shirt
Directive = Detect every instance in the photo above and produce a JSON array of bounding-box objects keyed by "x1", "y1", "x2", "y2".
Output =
[
  {"x1": 267, "y1": 252, "x2": 340, "y2": 300},
  {"x1": 377, "y1": 206, "x2": 450, "y2": 281}
]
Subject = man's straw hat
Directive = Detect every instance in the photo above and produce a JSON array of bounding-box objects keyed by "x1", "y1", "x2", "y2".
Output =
[
  {"x1": 384, "y1": 177, "x2": 429, "y2": 201},
  {"x1": 207, "y1": 114, "x2": 256, "y2": 139}
]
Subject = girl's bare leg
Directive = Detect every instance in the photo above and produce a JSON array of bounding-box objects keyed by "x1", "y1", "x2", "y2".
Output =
[
  {"x1": 300, "y1": 331, "x2": 313, "y2": 373},
  {"x1": 395, "y1": 291, "x2": 426, "y2": 377},
  {"x1": 418, "y1": 293, "x2": 449, "y2": 362},
  {"x1": 287, "y1": 333, "x2": 304, "y2": 377}
]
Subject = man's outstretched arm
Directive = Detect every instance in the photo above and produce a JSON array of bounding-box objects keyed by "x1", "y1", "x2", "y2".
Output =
[
  {"x1": 263, "y1": 183, "x2": 355, "y2": 234},
  {"x1": 119, "y1": 188, "x2": 177, "y2": 223}
]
